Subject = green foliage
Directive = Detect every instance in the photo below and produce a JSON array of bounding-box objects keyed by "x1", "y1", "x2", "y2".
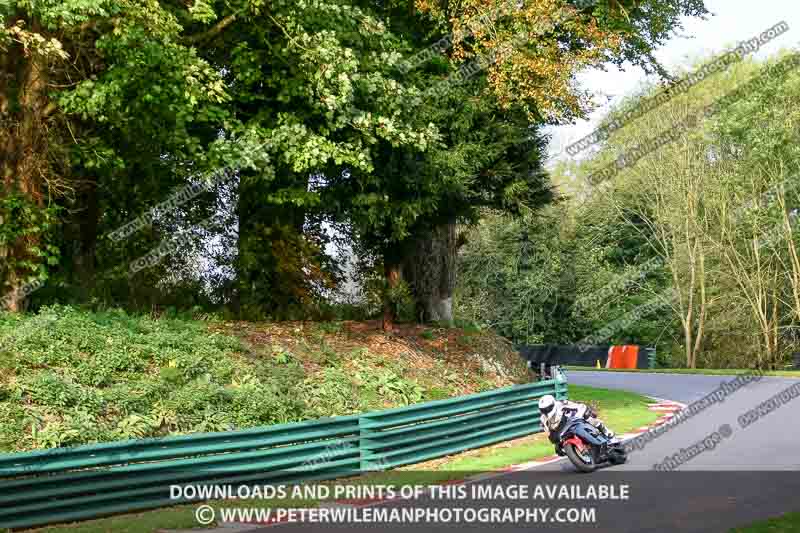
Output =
[
  {"x1": 316, "y1": 301, "x2": 375, "y2": 322},
  {"x1": 456, "y1": 209, "x2": 576, "y2": 344},
  {"x1": 317, "y1": 321, "x2": 343, "y2": 335},
  {"x1": 316, "y1": 341, "x2": 342, "y2": 367},
  {"x1": 2, "y1": 0, "x2": 710, "y2": 327},
  {"x1": 457, "y1": 320, "x2": 482, "y2": 334},
  {"x1": 358, "y1": 267, "x2": 416, "y2": 323},
  {"x1": 352, "y1": 360, "x2": 424, "y2": 407},
  {"x1": 299, "y1": 366, "x2": 364, "y2": 417},
  {"x1": 0, "y1": 194, "x2": 60, "y2": 295},
  {"x1": 0, "y1": 305, "x2": 509, "y2": 452},
  {"x1": 298, "y1": 349, "x2": 429, "y2": 417},
  {"x1": 455, "y1": 335, "x2": 473, "y2": 348},
  {"x1": 424, "y1": 386, "x2": 452, "y2": 402},
  {"x1": 0, "y1": 305, "x2": 310, "y2": 451},
  {"x1": 461, "y1": 51, "x2": 800, "y2": 367}
]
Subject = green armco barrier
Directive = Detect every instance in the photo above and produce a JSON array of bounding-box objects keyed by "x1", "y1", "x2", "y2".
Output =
[{"x1": 0, "y1": 373, "x2": 567, "y2": 530}]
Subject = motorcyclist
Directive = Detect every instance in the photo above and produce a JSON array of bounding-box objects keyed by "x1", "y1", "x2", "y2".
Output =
[{"x1": 538, "y1": 394, "x2": 615, "y2": 456}]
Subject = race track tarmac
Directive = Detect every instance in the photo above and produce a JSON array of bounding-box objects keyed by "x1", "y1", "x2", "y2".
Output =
[{"x1": 561, "y1": 370, "x2": 800, "y2": 471}]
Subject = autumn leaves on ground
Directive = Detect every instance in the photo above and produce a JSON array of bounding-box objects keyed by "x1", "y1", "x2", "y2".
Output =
[{"x1": 233, "y1": 319, "x2": 531, "y2": 398}]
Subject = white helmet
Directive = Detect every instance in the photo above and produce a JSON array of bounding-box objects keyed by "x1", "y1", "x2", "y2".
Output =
[
  {"x1": 538, "y1": 395, "x2": 556, "y2": 414},
  {"x1": 538, "y1": 394, "x2": 563, "y2": 426}
]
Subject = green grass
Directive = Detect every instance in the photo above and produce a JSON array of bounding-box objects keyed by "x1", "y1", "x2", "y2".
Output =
[
  {"x1": 564, "y1": 366, "x2": 800, "y2": 377},
  {"x1": 437, "y1": 439, "x2": 555, "y2": 471},
  {"x1": 20, "y1": 507, "x2": 206, "y2": 533},
  {"x1": 21, "y1": 384, "x2": 659, "y2": 532},
  {"x1": 732, "y1": 513, "x2": 800, "y2": 532},
  {"x1": 570, "y1": 384, "x2": 661, "y2": 431},
  {"x1": 0, "y1": 308, "x2": 655, "y2": 532}
]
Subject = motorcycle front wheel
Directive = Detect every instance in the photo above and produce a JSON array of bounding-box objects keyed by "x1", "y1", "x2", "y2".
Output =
[{"x1": 564, "y1": 442, "x2": 597, "y2": 473}]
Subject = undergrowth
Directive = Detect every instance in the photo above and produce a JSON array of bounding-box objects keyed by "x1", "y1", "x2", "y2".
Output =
[{"x1": 0, "y1": 306, "x2": 523, "y2": 453}]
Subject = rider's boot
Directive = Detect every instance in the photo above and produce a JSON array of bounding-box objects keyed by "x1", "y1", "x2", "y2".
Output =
[{"x1": 597, "y1": 423, "x2": 615, "y2": 441}]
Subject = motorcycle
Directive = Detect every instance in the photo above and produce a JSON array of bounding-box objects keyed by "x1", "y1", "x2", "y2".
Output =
[{"x1": 558, "y1": 416, "x2": 627, "y2": 473}]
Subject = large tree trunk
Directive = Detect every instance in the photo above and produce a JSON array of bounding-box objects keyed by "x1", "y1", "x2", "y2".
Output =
[
  {"x1": 403, "y1": 221, "x2": 458, "y2": 326},
  {"x1": 0, "y1": 18, "x2": 50, "y2": 311}
]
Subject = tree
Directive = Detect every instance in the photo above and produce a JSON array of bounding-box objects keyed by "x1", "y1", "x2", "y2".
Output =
[
  {"x1": 420, "y1": 0, "x2": 709, "y2": 121},
  {"x1": 185, "y1": 0, "x2": 440, "y2": 318},
  {"x1": 2, "y1": 0, "x2": 437, "y2": 317},
  {"x1": 1, "y1": 0, "x2": 230, "y2": 311},
  {"x1": 707, "y1": 53, "x2": 800, "y2": 366},
  {"x1": 357, "y1": 0, "x2": 710, "y2": 330},
  {"x1": 328, "y1": 75, "x2": 553, "y2": 329},
  {"x1": 0, "y1": 0, "x2": 713, "y2": 331},
  {"x1": 456, "y1": 208, "x2": 573, "y2": 344},
  {"x1": 568, "y1": 51, "x2": 800, "y2": 368}
]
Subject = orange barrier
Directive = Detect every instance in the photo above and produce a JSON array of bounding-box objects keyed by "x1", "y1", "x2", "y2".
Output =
[{"x1": 607, "y1": 345, "x2": 639, "y2": 369}]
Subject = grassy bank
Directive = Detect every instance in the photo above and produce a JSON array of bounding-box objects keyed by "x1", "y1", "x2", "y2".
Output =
[
  {"x1": 1, "y1": 307, "x2": 662, "y2": 532},
  {"x1": 0, "y1": 306, "x2": 527, "y2": 453},
  {"x1": 21, "y1": 385, "x2": 660, "y2": 533}
]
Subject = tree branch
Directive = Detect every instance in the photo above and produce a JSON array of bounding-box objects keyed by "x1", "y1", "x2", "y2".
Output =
[{"x1": 183, "y1": 14, "x2": 237, "y2": 45}]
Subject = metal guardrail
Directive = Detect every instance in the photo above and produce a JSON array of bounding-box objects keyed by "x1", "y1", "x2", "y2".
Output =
[{"x1": 0, "y1": 375, "x2": 567, "y2": 530}]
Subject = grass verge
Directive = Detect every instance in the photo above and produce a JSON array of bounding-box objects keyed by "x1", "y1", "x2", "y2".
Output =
[
  {"x1": 20, "y1": 385, "x2": 659, "y2": 533},
  {"x1": 732, "y1": 513, "x2": 800, "y2": 532}
]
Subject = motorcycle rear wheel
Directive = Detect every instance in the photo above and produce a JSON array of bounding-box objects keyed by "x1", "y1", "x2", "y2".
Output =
[{"x1": 564, "y1": 443, "x2": 597, "y2": 473}]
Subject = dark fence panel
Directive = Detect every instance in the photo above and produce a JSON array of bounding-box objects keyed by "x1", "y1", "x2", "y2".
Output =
[
  {"x1": 518, "y1": 344, "x2": 608, "y2": 368},
  {"x1": 517, "y1": 345, "x2": 654, "y2": 369}
]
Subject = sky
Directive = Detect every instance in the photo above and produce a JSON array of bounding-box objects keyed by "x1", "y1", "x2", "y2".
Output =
[{"x1": 544, "y1": 0, "x2": 800, "y2": 166}]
